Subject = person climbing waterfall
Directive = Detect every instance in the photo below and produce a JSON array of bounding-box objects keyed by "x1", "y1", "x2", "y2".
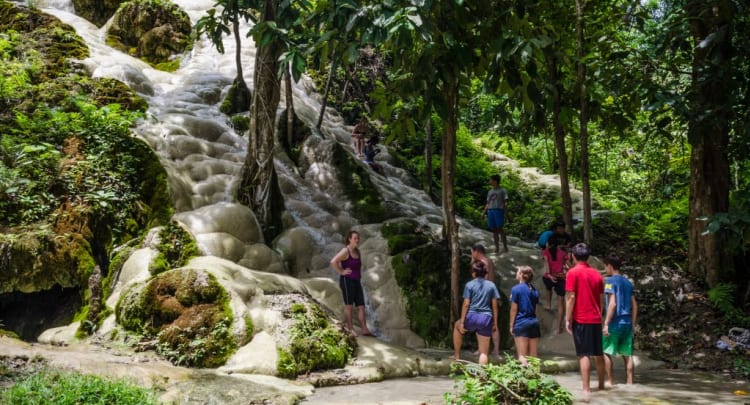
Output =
[
  {"x1": 351, "y1": 116, "x2": 367, "y2": 158},
  {"x1": 451, "y1": 260, "x2": 500, "y2": 365},
  {"x1": 331, "y1": 230, "x2": 374, "y2": 337},
  {"x1": 363, "y1": 134, "x2": 383, "y2": 174},
  {"x1": 481, "y1": 174, "x2": 509, "y2": 253}
]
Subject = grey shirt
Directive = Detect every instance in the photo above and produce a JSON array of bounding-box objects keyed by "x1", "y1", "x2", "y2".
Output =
[{"x1": 486, "y1": 187, "x2": 508, "y2": 210}]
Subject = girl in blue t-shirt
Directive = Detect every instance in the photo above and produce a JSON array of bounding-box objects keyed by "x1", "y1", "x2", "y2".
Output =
[{"x1": 510, "y1": 266, "x2": 541, "y2": 366}]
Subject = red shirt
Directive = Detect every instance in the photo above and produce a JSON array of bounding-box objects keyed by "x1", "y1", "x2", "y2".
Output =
[
  {"x1": 565, "y1": 261, "x2": 604, "y2": 324},
  {"x1": 543, "y1": 248, "x2": 567, "y2": 278}
]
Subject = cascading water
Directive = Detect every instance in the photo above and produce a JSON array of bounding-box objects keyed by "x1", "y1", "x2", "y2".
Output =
[{"x1": 37, "y1": 0, "x2": 460, "y2": 347}]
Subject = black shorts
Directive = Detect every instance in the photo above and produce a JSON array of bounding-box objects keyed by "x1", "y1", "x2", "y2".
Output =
[
  {"x1": 340, "y1": 276, "x2": 365, "y2": 306},
  {"x1": 543, "y1": 277, "x2": 566, "y2": 297},
  {"x1": 573, "y1": 322, "x2": 603, "y2": 356}
]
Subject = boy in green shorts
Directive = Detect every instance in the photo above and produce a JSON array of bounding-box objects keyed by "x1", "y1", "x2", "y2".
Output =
[{"x1": 602, "y1": 254, "x2": 638, "y2": 385}]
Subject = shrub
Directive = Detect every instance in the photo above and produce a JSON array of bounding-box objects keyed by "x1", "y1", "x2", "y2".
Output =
[
  {"x1": 1, "y1": 368, "x2": 158, "y2": 405},
  {"x1": 444, "y1": 358, "x2": 573, "y2": 405}
]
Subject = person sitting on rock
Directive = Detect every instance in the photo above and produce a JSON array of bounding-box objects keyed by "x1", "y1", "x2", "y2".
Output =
[{"x1": 363, "y1": 135, "x2": 383, "y2": 174}]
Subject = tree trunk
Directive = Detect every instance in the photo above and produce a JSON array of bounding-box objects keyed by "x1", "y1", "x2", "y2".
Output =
[
  {"x1": 232, "y1": 0, "x2": 244, "y2": 83},
  {"x1": 548, "y1": 53, "x2": 574, "y2": 235},
  {"x1": 237, "y1": 0, "x2": 284, "y2": 243},
  {"x1": 576, "y1": 0, "x2": 593, "y2": 244},
  {"x1": 316, "y1": 59, "x2": 338, "y2": 131},
  {"x1": 285, "y1": 62, "x2": 294, "y2": 149},
  {"x1": 686, "y1": 0, "x2": 734, "y2": 287},
  {"x1": 424, "y1": 116, "x2": 433, "y2": 196},
  {"x1": 442, "y1": 83, "x2": 461, "y2": 326}
]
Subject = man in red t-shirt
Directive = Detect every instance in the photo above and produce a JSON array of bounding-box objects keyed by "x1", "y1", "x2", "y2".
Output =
[{"x1": 565, "y1": 243, "x2": 605, "y2": 402}]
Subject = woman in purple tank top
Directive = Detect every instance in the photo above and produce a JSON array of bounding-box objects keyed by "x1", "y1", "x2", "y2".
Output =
[{"x1": 330, "y1": 230, "x2": 374, "y2": 337}]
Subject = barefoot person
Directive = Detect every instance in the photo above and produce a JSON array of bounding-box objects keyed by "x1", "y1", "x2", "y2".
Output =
[
  {"x1": 452, "y1": 261, "x2": 500, "y2": 365},
  {"x1": 542, "y1": 235, "x2": 567, "y2": 334},
  {"x1": 510, "y1": 266, "x2": 540, "y2": 366},
  {"x1": 481, "y1": 174, "x2": 509, "y2": 253},
  {"x1": 602, "y1": 254, "x2": 638, "y2": 385},
  {"x1": 351, "y1": 117, "x2": 367, "y2": 157},
  {"x1": 565, "y1": 243, "x2": 605, "y2": 401},
  {"x1": 331, "y1": 230, "x2": 373, "y2": 337},
  {"x1": 471, "y1": 243, "x2": 501, "y2": 358}
]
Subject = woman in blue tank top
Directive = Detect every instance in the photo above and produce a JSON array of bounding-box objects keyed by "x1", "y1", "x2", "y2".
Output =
[{"x1": 330, "y1": 230, "x2": 374, "y2": 337}]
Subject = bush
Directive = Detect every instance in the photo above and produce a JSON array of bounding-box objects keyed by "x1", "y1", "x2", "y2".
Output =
[
  {"x1": 1, "y1": 368, "x2": 158, "y2": 405},
  {"x1": 444, "y1": 358, "x2": 573, "y2": 405}
]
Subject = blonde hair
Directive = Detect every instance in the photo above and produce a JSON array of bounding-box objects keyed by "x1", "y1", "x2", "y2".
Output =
[{"x1": 517, "y1": 265, "x2": 534, "y2": 283}]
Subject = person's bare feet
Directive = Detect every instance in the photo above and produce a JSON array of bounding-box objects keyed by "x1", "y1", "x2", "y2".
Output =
[
  {"x1": 361, "y1": 330, "x2": 375, "y2": 337},
  {"x1": 581, "y1": 390, "x2": 591, "y2": 403}
]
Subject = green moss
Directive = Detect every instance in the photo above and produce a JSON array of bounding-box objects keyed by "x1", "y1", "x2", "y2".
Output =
[
  {"x1": 103, "y1": 245, "x2": 137, "y2": 299},
  {"x1": 149, "y1": 220, "x2": 199, "y2": 275},
  {"x1": 276, "y1": 299, "x2": 356, "y2": 378},
  {"x1": 115, "y1": 269, "x2": 238, "y2": 368},
  {"x1": 391, "y1": 242, "x2": 460, "y2": 346},
  {"x1": 381, "y1": 218, "x2": 421, "y2": 238},
  {"x1": 231, "y1": 115, "x2": 250, "y2": 133},
  {"x1": 153, "y1": 58, "x2": 181, "y2": 72},
  {"x1": 243, "y1": 315, "x2": 254, "y2": 344},
  {"x1": 386, "y1": 234, "x2": 429, "y2": 255},
  {"x1": 220, "y1": 80, "x2": 251, "y2": 115},
  {"x1": 332, "y1": 143, "x2": 389, "y2": 224},
  {"x1": 0, "y1": 229, "x2": 95, "y2": 294}
]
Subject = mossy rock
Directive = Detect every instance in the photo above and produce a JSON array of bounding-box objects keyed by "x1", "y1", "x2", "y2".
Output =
[
  {"x1": 106, "y1": 0, "x2": 192, "y2": 68},
  {"x1": 390, "y1": 242, "x2": 473, "y2": 346},
  {"x1": 332, "y1": 142, "x2": 393, "y2": 224},
  {"x1": 115, "y1": 268, "x2": 237, "y2": 367},
  {"x1": 277, "y1": 108, "x2": 312, "y2": 163},
  {"x1": 276, "y1": 298, "x2": 356, "y2": 378},
  {"x1": 220, "y1": 79, "x2": 252, "y2": 115},
  {"x1": 72, "y1": 0, "x2": 124, "y2": 27},
  {"x1": 148, "y1": 220, "x2": 199, "y2": 275},
  {"x1": 32, "y1": 76, "x2": 148, "y2": 114},
  {"x1": 387, "y1": 234, "x2": 429, "y2": 256},
  {"x1": 0, "y1": 228, "x2": 96, "y2": 294},
  {"x1": 0, "y1": 3, "x2": 89, "y2": 80},
  {"x1": 381, "y1": 218, "x2": 421, "y2": 239}
]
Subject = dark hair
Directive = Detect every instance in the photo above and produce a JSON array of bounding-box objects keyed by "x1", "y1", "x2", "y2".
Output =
[
  {"x1": 603, "y1": 254, "x2": 622, "y2": 270},
  {"x1": 572, "y1": 242, "x2": 591, "y2": 260},
  {"x1": 471, "y1": 261, "x2": 487, "y2": 278},
  {"x1": 471, "y1": 243, "x2": 486, "y2": 254},
  {"x1": 490, "y1": 174, "x2": 500, "y2": 183},
  {"x1": 553, "y1": 221, "x2": 566, "y2": 230},
  {"x1": 547, "y1": 234, "x2": 562, "y2": 257},
  {"x1": 345, "y1": 230, "x2": 359, "y2": 245}
]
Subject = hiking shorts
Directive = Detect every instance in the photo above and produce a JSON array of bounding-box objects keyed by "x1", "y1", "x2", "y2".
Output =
[
  {"x1": 464, "y1": 312, "x2": 493, "y2": 337},
  {"x1": 573, "y1": 322, "x2": 604, "y2": 356},
  {"x1": 339, "y1": 276, "x2": 365, "y2": 307},
  {"x1": 487, "y1": 209, "x2": 505, "y2": 229},
  {"x1": 603, "y1": 324, "x2": 633, "y2": 356}
]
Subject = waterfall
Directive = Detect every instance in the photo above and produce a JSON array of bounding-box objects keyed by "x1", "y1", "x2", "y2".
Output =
[{"x1": 36, "y1": 0, "x2": 463, "y2": 346}]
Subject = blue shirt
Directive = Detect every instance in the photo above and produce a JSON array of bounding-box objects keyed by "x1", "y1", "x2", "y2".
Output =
[
  {"x1": 537, "y1": 230, "x2": 554, "y2": 248},
  {"x1": 510, "y1": 282, "x2": 539, "y2": 328},
  {"x1": 604, "y1": 274, "x2": 634, "y2": 326},
  {"x1": 463, "y1": 278, "x2": 500, "y2": 315}
]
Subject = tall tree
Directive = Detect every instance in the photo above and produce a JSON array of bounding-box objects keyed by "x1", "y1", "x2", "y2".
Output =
[
  {"x1": 235, "y1": 0, "x2": 285, "y2": 242},
  {"x1": 575, "y1": 0, "x2": 594, "y2": 244},
  {"x1": 369, "y1": 1, "x2": 504, "y2": 323},
  {"x1": 685, "y1": 0, "x2": 735, "y2": 287}
]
